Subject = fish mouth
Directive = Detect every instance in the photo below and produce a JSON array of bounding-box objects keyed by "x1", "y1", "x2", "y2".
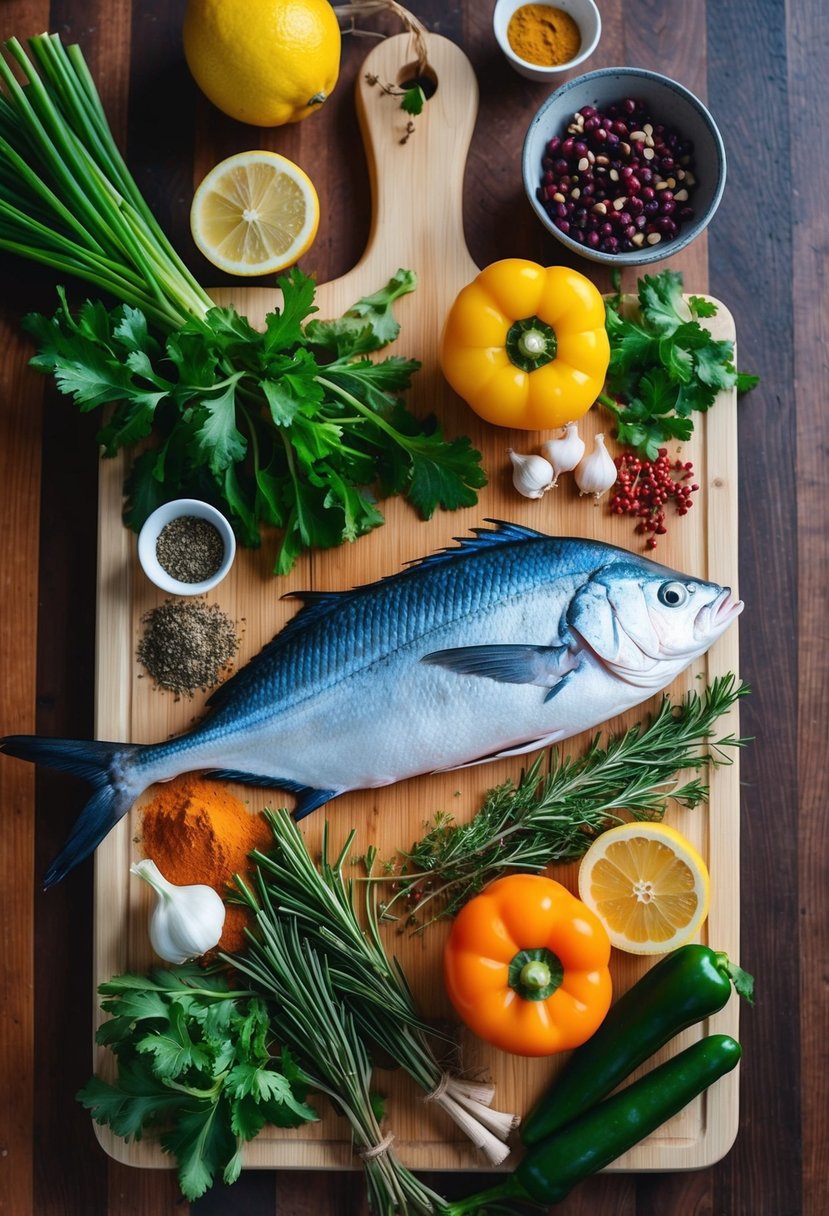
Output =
[{"x1": 695, "y1": 588, "x2": 744, "y2": 638}]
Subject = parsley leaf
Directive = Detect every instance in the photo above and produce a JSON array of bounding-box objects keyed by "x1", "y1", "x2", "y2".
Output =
[
  {"x1": 599, "y1": 268, "x2": 759, "y2": 458},
  {"x1": 27, "y1": 269, "x2": 485, "y2": 574},
  {"x1": 77, "y1": 966, "x2": 317, "y2": 1202},
  {"x1": 304, "y1": 268, "x2": 417, "y2": 352}
]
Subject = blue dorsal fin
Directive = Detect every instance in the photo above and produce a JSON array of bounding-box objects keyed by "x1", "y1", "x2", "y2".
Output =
[{"x1": 400, "y1": 519, "x2": 545, "y2": 575}]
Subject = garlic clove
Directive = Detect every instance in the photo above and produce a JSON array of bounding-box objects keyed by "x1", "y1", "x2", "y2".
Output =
[
  {"x1": 507, "y1": 448, "x2": 555, "y2": 499},
  {"x1": 574, "y1": 433, "x2": 618, "y2": 501},
  {"x1": 131, "y1": 858, "x2": 226, "y2": 964},
  {"x1": 540, "y1": 421, "x2": 585, "y2": 487}
]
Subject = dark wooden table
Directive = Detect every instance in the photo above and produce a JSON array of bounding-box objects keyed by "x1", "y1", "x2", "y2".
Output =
[{"x1": 1, "y1": 1, "x2": 825, "y2": 1213}]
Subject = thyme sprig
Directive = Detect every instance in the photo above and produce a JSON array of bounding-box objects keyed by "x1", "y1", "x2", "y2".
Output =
[
  {"x1": 225, "y1": 912, "x2": 445, "y2": 1216},
  {"x1": 232, "y1": 812, "x2": 518, "y2": 1164},
  {"x1": 378, "y1": 674, "x2": 749, "y2": 927}
]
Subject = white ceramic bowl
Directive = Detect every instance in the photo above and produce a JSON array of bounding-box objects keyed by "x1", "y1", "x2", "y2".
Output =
[
  {"x1": 493, "y1": 0, "x2": 601, "y2": 82},
  {"x1": 522, "y1": 66, "x2": 727, "y2": 265},
  {"x1": 137, "y1": 499, "x2": 236, "y2": 596}
]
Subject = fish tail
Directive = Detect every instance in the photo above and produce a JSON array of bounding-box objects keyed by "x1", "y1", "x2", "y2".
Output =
[{"x1": 1, "y1": 735, "x2": 144, "y2": 890}]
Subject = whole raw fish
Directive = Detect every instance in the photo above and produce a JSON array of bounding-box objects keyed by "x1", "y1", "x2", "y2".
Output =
[{"x1": 1, "y1": 522, "x2": 742, "y2": 887}]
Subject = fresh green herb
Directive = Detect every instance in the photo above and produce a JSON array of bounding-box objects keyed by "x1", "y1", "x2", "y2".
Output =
[
  {"x1": 400, "y1": 84, "x2": 426, "y2": 115},
  {"x1": 598, "y1": 270, "x2": 759, "y2": 460},
  {"x1": 232, "y1": 812, "x2": 517, "y2": 1163},
  {"x1": 0, "y1": 34, "x2": 212, "y2": 330},
  {"x1": 377, "y1": 674, "x2": 749, "y2": 927},
  {"x1": 226, "y1": 910, "x2": 446, "y2": 1215},
  {"x1": 25, "y1": 269, "x2": 485, "y2": 572},
  {"x1": 0, "y1": 34, "x2": 486, "y2": 574},
  {"x1": 76, "y1": 966, "x2": 317, "y2": 1201}
]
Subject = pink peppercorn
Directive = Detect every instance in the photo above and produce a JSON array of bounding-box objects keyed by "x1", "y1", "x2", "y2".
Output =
[{"x1": 609, "y1": 449, "x2": 699, "y2": 549}]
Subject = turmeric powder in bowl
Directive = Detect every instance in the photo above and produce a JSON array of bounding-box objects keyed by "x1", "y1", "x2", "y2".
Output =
[
  {"x1": 493, "y1": 0, "x2": 601, "y2": 82},
  {"x1": 508, "y1": 4, "x2": 581, "y2": 67}
]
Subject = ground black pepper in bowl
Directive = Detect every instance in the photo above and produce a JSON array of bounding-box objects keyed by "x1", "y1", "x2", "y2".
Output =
[
  {"x1": 137, "y1": 598, "x2": 239, "y2": 697},
  {"x1": 155, "y1": 515, "x2": 225, "y2": 584}
]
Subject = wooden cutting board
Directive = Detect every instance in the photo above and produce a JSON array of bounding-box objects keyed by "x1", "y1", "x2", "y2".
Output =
[{"x1": 92, "y1": 33, "x2": 742, "y2": 1176}]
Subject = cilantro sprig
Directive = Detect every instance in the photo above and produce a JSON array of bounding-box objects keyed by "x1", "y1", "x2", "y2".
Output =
[
  {"x1": 25, "y1": 267, "x2": 486, "y2": 575},
  {"x1": 77, "y1": 966, "x2": 317, "y2": 1201},
  {"x1": 598, "y1": 270, "x2": 759, "y2": 460}
]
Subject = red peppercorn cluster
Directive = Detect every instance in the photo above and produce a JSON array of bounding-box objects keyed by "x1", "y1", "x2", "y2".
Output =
[
  {"x1": 609, "y1": 450, "x2": 700, "y2": 549},
  {"x1": 537, "y1": 97, "x2": 697, "y2": 255}
]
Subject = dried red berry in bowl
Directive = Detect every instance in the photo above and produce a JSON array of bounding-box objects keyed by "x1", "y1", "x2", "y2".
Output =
[{"x1": 522, "y1": 68, "x2": 726, "y2": 266}]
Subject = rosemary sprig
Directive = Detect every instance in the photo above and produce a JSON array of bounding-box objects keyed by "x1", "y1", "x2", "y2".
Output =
[
  {"x1": 225, "y1": 910, "x2": 445, "y2": 1216},
  {"x1": 234, "y1": 812, "x2": 518, "y2": 1164},
  {"x1": 378, "y1": 674, "x2": 749, "y2": 927}
]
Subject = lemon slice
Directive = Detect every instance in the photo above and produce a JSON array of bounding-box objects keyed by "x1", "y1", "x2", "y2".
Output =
[
  {"x1": 190, "y1": 151, "x2": 320, "y2": 276},
  {"x1": 577, "y1": 822, "x2": 711, "y2": 955}
]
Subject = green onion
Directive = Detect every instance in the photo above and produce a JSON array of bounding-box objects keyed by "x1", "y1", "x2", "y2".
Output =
[
  {"x1": 0, "y1": 33, "x2": 213, "y2": 330},
  {"x1": 226, "y1": 910, "x2": 446, "y2": 1216},
  {"x1": 231, "y1": 811, "x2": 518, "y2": 1164}
]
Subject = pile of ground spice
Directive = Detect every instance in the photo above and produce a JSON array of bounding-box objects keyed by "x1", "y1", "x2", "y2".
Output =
[
  {"x1": 156, "y1": 515, "x2": 225, "y2": 584},
  {"x1": 136, "y1": 597, "x2": 239, "y2": 696},
  {"x1": 139, "y1": 774, "x2": 273, "y2": 955}
]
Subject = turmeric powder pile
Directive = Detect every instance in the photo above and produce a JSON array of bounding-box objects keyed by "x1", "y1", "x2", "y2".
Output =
[
  {"x1": 507, "y1": 4, "x2": 582, "y2": 67},
  {"x1": 139, "y1": 774, "x2": 272, "y2": 955}
]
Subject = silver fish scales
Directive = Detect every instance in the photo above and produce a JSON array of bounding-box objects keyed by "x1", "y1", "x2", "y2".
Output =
[{"x1": 0, "y1": 522, "x2": 742, "y2": 887}]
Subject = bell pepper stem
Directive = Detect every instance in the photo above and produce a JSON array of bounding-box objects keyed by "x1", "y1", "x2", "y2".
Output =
[
  {"x1": 508, "y1": 946, "x2": 564, "y2": 1002},
  {"x1": 505, "y1": 316, "x2": 557, "y2": 372},
  {"x1": 520, "y1": 960, "x2": 551, "y2": 991}
]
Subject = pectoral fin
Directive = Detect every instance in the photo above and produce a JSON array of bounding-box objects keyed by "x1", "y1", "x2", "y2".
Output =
[{"x1": 421, "y1": 643, "x2": 580, "y2": 689}]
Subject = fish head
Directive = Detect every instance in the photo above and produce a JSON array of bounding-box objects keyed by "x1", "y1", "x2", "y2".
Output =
[{"x1": 567, "y1": 558, "x2": 743, "y2": 688}]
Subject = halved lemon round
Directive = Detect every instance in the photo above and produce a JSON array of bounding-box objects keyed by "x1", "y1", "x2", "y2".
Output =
[
  {"x1": 190, "y1": 151, "x2": 320, "y2": 276},
  {"x1": 577, "y1": 822, "x2": 711, "y2": 955}
]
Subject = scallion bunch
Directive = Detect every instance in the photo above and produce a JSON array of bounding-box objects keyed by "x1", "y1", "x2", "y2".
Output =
[
  {"x1": 231, "y1": 812, "x2": 518, "y2": 1165},
  {"x1": 229, "y1": 914, "x2": 445, "y2": 1216},
  {"x1": 0, "y1": 33, "x2": 212, "y2": 329}
]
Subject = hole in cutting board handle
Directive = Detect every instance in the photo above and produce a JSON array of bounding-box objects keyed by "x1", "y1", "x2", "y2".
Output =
[{"x1": 397, "y1": 61, "x2": 438, "y2": 99}]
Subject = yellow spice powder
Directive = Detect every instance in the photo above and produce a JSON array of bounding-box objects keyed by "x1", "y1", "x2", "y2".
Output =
[{"x1": 507, "y1": 4, "x2": 582, "y2": 67}]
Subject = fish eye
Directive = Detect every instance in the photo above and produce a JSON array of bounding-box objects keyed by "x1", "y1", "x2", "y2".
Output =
[{"x1": 658, "y1": 581, "x2": 689, "y2": 607}]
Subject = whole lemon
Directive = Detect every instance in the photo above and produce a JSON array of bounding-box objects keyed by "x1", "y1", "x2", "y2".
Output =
[{"x1": 183, "y1": 0, "x2": 342, "y2": 127}]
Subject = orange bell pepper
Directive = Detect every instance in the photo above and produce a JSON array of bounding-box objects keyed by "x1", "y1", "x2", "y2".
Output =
[{"x1": 443, "y1": 873, "x2": 612, "y2": 1057}]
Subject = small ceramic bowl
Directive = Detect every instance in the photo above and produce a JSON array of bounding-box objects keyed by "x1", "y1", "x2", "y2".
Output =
[
  {"x1": 522, "y1": 66, "x2": 727, "y2": 265},
  {"x1": 137, "y1": 499, "x2": 236, "y2": 596},
  {"x1": 493, "y1": 0, "x2": 602, "y2": 82}
]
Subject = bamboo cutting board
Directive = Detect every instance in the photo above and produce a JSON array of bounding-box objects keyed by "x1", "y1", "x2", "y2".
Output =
[{"x1": 92, "y1": 34, "x2": 742, "y2": 1176}]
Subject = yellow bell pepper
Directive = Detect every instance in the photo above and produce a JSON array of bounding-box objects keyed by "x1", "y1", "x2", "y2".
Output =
[
  {"x1": 443, "y1": 873, "x2": 612, "y2": 1057},
  {"x1": 439, "y1": 259, "x2": 610, "y2": 431}
]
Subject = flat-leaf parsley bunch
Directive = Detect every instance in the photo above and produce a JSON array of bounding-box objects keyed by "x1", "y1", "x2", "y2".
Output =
[
  {"x1": 77, "y1": 966, "x2": 317, "y2": 1201},
  {"x1": 26, "y1": 269, "x2": 486, "y2": 573},
  {"x1": 598, "y1": 270, "x2": 759, "y2": 459}
]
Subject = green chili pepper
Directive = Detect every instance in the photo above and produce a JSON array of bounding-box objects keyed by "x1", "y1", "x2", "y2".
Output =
[
  {"x1": 443, "y1": 1034, "x2": 742, "y2": 1215},
  {"x1": 522, "y1": 943, "x2": 754, "y2": 1145}
]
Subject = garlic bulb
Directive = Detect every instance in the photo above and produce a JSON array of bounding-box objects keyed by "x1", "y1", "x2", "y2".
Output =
[
  {"x1": 131, "y1": 859, "x2": 226, "y2": 963},
  {"x1": 540, "y1": 422, "x2": 585, "y2": 487},
  {"x1": 507, "y1": 448, "x2": 554, "y2": 499},
  {"x1": 574, "y1": 433, "x2": 618, "y2": 501}
]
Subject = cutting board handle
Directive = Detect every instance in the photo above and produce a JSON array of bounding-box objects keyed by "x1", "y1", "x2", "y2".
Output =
[{"x1": 329, "y1": 32, "x2": 480, "y2": 298}]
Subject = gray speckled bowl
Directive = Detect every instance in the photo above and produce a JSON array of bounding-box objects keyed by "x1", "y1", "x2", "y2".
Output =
[{"x1": 522, "y1": 67, "x2": 727, "y2": 266}]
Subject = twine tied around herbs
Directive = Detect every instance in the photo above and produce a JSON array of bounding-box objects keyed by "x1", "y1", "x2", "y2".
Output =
[{"x1": 358, "y1": 1131, "x2": 396, "y2": 1161}]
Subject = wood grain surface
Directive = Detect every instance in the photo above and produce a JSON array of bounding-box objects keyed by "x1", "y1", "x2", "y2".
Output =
[
  {"x1": 0, "y1": 2, "x2": 825, "y2": 1215},
  {"x1": 91, "y1": 26, "x2": 742, "y2": 1175}
]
